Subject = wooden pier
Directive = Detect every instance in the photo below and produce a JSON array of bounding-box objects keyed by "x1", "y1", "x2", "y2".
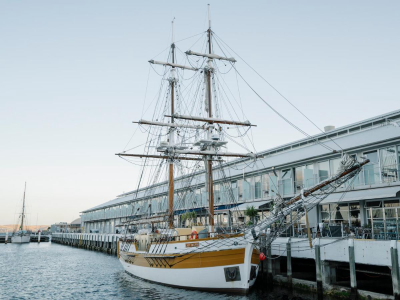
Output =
[
  {"x1": 52, "y1": 233, "x2": 121, "y2": 255},
  {"x1": 0, "y1": 235, "x2": 50, "y2": 243}
]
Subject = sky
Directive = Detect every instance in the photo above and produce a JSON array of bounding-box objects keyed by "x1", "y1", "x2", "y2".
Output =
[{"x1": 0, "y1": 1, "x2": 399, "y2": 225}]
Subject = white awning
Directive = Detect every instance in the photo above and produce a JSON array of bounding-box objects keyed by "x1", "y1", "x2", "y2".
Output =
[
  {"x1": 321, "y1": 186, "x2": 400, "y2": 204},
  {"x1": 230, "y1": 200, "x2": 271, "y2": 211}
]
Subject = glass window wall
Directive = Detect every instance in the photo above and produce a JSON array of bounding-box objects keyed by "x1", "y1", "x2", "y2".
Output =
[
  {"x1": 214, "y1": 184, "x2": 221, "y2": 204},
  {"x1": 330, "y1": 158, "x2": 341, "y2": 176},
  {"x1": 380, "y1": 146, "x2": 398, "y2": 183},
  {"x1": 320, "y1": 202, "x2": 360, "y2": 226},
  {"x1": 318, "y1": 161, "x2": 330, "y2": 182},
  {"x1": 254, "y1": 175, "x2": 262, "y2": 199},
  {"x1": 261, "y1": 172, "x2": 278, "y2": 199},
  {"x1": 364, "y1": 150, "x2": 379, "y2": 185},
  {"x1": 243, "y1": 177, "x2": 252, "y2": 200},
  {"x1": 281, "y1": 169, "x2": 293, "y2": 196},
  {"x1": 367, "y1": 200, "x2": 400, "y2": 240}
]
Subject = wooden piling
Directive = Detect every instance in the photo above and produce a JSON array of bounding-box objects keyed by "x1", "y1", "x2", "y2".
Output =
[
  {"x1": 348, "y1": 238, "x2": 357, "y2": 300},
  {"x1": 315, "y1": 238, "x2": 323, "y2": 300},
  {"x1": 117, "y1": 238, "x2": 120, "y2": 258},
  {"x1": 391, "y1": 240, "x2": 400, "y2": 300},
  {"x1": 287, "y1": 238, "x2": 292, "y2": 290},
  {"x1": 267, "y1": 244, "x2": 273, "y2": 290}
]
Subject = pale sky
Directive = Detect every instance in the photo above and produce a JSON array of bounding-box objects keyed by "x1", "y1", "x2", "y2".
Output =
[{"x1": 1, "y1": 1, "x2": 399, "y2": 225}]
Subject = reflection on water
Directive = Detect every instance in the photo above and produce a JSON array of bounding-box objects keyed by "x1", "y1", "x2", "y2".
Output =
[{"x1": 0, "y1": 243, "x2": 317, "y2": 300}]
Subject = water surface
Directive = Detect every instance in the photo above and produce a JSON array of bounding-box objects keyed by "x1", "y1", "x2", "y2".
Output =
[{"x1": 0, "y1": 243, "x2": 318, "y2": 299}]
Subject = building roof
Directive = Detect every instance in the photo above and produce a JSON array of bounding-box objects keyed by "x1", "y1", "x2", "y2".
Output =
[
  {"x1": 81, "y1": 109, "x2": 400, "y2": 214},
  {"x1": 70, "y1": 218, "x2": 81, "y2": 225}
]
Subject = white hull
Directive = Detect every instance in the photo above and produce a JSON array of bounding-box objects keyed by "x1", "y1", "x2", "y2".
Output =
[
  {"x1": 120, "y1": 259, "x2": 258, "y2": 293},
  {"x1": 119, "y1": 238, "x2": 258, "y2": 293},
  {"x1": 11, "y1": 235, "x2": 30, "y2": 244}
]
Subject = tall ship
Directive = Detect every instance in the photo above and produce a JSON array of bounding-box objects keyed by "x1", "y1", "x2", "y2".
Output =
[
  {"x1": 12, "y1": 182, "x2": 30, "y2": 244},
  {"x1": 116, "y1": 7, "x2": 369, "y2": 293}
]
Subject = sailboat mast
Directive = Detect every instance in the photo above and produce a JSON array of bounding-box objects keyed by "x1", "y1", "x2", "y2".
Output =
[
  {"x1": 168, "y1": 19, "x2": 176, "y2": 229},
  {"x1": 20, "y1": 182, "x2": 26, "y2": 231},
  {"x1": 206, "y1": 5, "x2": 214, "y2": 229}
]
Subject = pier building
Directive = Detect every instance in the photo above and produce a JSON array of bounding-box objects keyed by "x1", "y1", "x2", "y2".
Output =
[{"x1": 81, "y1": 109, "x2": 400, "y2": 240}]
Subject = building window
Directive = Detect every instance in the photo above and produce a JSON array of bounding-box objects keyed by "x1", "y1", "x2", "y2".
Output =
[
  {"x1": 243, "y1": 177, "x2": 252, "y2": 201},
  {"x1": 318, "y1": 161, "x2": 330, "y2": 182},
  {"x1": 254, "y1": 176, "x2": 262, "y2": 199},
  {"x1": 367, "y1": 200, "x2": 400, "y2": 240},
  {"x1": 321, "y1": 205, "x2": 330, "y2": 222},
  {"x1": 320, "y1": 202, "x2": 360, "y2": 226},
  {"x1": 262, "y1": 173, "x2": 278, "y2": 198},
  {"x1": 281, "y1": 169, "x2": 293, "y2": 196},
  {"x1": 214, "y1": 184, "x2": 221, "y2": 204},
  {"x1": 295, "y1": 164, "x2": 314, "y2": 190},
  {"x1": 380, "y1": 146, "x2": 398, "y2": 183},
  {"x1": 330, "y1": 158, "x2": 341, "y2": 176},
  {"x1": 364, "y1": 150, "x2": 379, "y2": 185}
]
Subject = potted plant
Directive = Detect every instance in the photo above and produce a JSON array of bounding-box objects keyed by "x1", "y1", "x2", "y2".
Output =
[{"x1": 244, "y1": 206, "x2": 258, "y2": 226}]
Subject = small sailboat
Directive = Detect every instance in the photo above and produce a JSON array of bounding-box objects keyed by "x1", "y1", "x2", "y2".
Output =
[{"x1": 12, "y1": 183, "x2": 30, "y2": 244}]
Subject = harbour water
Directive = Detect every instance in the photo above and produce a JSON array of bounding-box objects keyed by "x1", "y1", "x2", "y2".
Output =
[{"x1": 0, "y1": 243, "x2": 321, "y2": 300}]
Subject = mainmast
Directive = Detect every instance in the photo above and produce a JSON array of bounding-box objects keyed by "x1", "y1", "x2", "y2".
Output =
[
  {"x1": 168, "y1": 18, "x2": 176, "y2": 229},
  {"x1": 205, "y1": 5, "x2": 214, "y2": 232},
  {"x1": 20, "y1": 182, "x2": 26, "y2": 231}
]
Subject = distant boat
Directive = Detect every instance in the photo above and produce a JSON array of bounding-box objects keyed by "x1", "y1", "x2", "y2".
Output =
[{"x1": 12, "y1": 183, "x2": 30, "y2": 244}]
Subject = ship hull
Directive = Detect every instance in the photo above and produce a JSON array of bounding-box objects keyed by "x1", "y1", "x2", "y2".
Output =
[
  {"x1": 119, "y1": 239, "x2": 259, "y2": 294},
  {"x1": 11, "y1": 235, "x2": 30, "y2": 243}
]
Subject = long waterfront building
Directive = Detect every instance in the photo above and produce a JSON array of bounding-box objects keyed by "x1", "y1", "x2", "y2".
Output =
[{"x1": 81, "y1": 109, "x2": 400, "y2": 238}]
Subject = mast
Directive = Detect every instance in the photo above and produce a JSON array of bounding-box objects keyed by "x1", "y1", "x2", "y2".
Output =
[
  {"x1": 206, "y1": 4, "x2": 214, "y2": 231},
  {"x1": 20, "y1": 182, "x2": 26, "y2": 231},
  {"x1": 168, "y1": 18, "x2": 176, "y2": 229}
]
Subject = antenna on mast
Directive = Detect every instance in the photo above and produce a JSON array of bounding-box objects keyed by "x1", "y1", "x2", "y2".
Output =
[
  {"x1": 208, "y1": 4, "x2": 211, "y2": 29},
  {"x1": 172, "y1": 17, "x2": 175, "y2": 44}
]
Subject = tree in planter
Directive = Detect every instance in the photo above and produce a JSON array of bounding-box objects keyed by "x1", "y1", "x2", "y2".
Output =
[
  {"x1": 244, "y1": 206, "x2": 258, "y2": 226},
  {"x1": 181, "y1": 211, "x2": 197, "y2": 227}
]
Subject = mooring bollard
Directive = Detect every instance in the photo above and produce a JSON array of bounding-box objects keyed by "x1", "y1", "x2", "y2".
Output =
[
  {"x1": 315, "y1": 238, "x2": 323, "y2": 300},
  {"x1": 348, "y1": 238, "x2": 357, "y2": 300},
  {"x1": 391, "y1": 240, "x2": 400, "y2": 300},
  {"x1": 287, "y1": 237, "x2": 292, "y2": 291}
]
